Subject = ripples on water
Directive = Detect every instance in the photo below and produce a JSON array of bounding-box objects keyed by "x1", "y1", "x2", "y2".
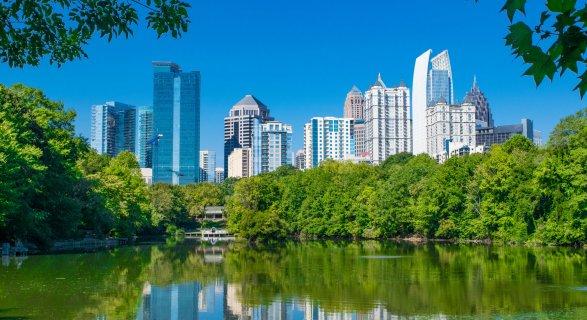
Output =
[{"x1": 0, "y1": 241, "x2": 586, "y2": 319}]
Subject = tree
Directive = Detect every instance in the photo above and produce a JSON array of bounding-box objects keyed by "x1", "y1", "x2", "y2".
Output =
[
  {"x1": 501, "y1": 0, "x2": 587, "y2": 96},
  {"x1": 89, "y1": 151, "x2": 151, "y2": 237},
  {"x1": 0, "y1": 0, "x2": 190, "y2": 67},
  {"x1": 533, "y1": 108, "x2": 586, "y2": 245},
  {"x1": 0, "y1": 84, "x2": 87, "y2": 245}
]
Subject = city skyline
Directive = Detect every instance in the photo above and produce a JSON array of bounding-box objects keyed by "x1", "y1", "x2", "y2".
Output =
[{"x1": 0, "y1": 1, "x2": 582, "y2": 162}]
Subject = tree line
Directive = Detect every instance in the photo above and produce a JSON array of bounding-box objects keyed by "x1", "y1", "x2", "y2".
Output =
[
  {"x1": 226, "y1": 108, "x2": 586, "y2": 246},
  {"x1": 0, "y1": 84, "x2": 585, "y2": 247},
  {"x1": 0, "y1": 84, "x2": 231, "y2": 248}
]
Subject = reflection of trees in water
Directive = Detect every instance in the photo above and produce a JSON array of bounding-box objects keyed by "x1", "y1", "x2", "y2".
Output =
[{"x1": 0, "y1": 242, "x2": 585, "y2": 319}]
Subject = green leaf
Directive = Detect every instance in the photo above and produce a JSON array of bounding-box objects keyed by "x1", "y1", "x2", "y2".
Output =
[
  {"x1": 505, "y1": 22, "x2": 533, "y2": 56},
  {"x1": 574, "y1": 70, "x2": 587, "y2": 97},
  {"x1": 522, "y1": 46, "x2": 557, "y2": 85},
  {"x1": 501, "y1": 0, "x2": 527, "y2": 21},
  {"x1": 547, "y1": 0, "x2": 577, "y2": 13}
]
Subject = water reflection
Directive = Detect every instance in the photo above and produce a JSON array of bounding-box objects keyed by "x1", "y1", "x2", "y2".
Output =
[
  {"x1": 0, "y1": 241, "x2": 585, "y2": 319},
  {"x1": 136, "y1": 280, "x2": 427, "y2": 320}
]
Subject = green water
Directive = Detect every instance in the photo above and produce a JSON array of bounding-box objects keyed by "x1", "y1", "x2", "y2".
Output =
[{"x1": 0, "y1": 241, "x2": 586, "y2": 319}]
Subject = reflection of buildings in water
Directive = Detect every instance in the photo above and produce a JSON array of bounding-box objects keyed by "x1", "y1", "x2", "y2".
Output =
[
  {"x1": 196, "y1": 245, "x2": 227, "y2": 264},
  {"x1": 137, "y1": 279, "x2": 429, "y2": 320},
  {"x1": 137, "y1": 280, "x2": 226, "y2": 320}
]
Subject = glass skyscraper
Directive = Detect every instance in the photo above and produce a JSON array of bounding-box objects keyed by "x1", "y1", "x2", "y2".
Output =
[
  {"x1": 412, "y1": 49, "x2": 455, "y2": 155},
  {"x1": 152, "y1": 61, "x2": 201, "y2": 185},
  {"x1": 90, "y1": 101, "x2": 136, "y2": 157},
  {"x1": 199, "y1": 150, "x2": 216, "y2": 183},
  {"x1": 135, "y1": 106, "x2": 154, "y2": 168}
]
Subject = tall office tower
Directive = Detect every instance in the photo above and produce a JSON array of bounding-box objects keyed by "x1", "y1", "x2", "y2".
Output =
[
  {"x1": 224, "y1": 94, "x2": 272, "y2": 178},
  {"x1": 260, "y1": 121, "x2": 293, "y2": 173},
  {"x1": 227, "y1": 148, "x2": 253, "y2": 178},
  {"x1": 364, "y1": 74, "x2": 412, "y2": 164},
  {"x1": 412, "y1": 49, "x2": 455, "y2": 154},
  {"x1": 135, "y1": 106, "x2": 153, "y2": 168},
  {"x1": 303, "y1": 117, "x2": 355, "y2": 168},
  {"x1": 343, "y1": 85, "x2": 365, "y2": 119},
  {"x1": 214, "y1": 167, "x2": 225, "y2": 183},
  {"x1": 354, "y1": 119, "x2": 368, "y2": 158},
  {"x1": 152, "y1": 61, "x2": 201, "y2": 185},
  {"x1": 464, "y1": 76, "x2": 493, "y2": 128},
  {"x1": 294, "y1": 149, "x2": 305, "y2": 170},
  {"x1": 476, "y1": 118, "x2": 535, "y2": 148},
  {"x1": 426, "y1": 100, "x2": 476, "y2": 160},
  {"x1": 199, "y1": 150, "x2": 216, "y2": 182},
  {"x1": 91, "y1": 101, "x2": 136, "y2": 157}
]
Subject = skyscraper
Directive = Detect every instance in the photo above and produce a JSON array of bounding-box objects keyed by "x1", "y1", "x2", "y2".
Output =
[
  {"x1": 364, "y1": 74, "x2": 412, "y2": 164},
  {"x1": 214, "y1": 167, "x2": 225, "y2": 183},
  {"x1": 353, "y1": 119, "x2": 368, "y2": 158},
  {"x1": 227, "y1": 148, "x2": 252, "y2": 178},
  {"x1": 412, "y1": 49, "x2": 455, "y2": 155},
  {"x1": 294, "y1": 149, "x2": 305, "y2": 170},
  {"x1": 464, "y1": 76, "x2": 493, "y2": 128},
  {"x1": 152, "y1": 61, "x2": 201, "y2": 185},
  {"x1": 135, "y1": 106, "x2": 153, "y2": 168},
  {"x1": 426, "y1": 100, "x2": 476, "y2": 161},
  {"x1": 223, "y1": 94, "x2": 272, "y2": 178},
  {"x1": 303, "y1": 117, "x2": 355, "y2": 168},
  {"x1": 260, "y1": 121, "x2": 293, "y2": 173},
  {"x1": 90, "y1": 101, "x2": 136, "y2": 157},
  {"x1": 199, "y1": 150, "x2": 216, "y2": 183},
  {"x1": 343, "y1": 85, "x2": 365, "y2": 119}
]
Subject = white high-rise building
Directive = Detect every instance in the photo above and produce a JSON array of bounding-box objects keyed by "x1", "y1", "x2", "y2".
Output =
[
  {"x1": 294, "y1": 149, "x2": 305, "y2": 170},
  {"x1": 199, "y1": 150, "x2": 216, "y2": 182},
  {"x1": 227, "y1": 148, "x2": 252, "y2": 178},
  {"x1": 260, "y1": 121, "x2": 293, "y2": 173},
  {"x1": 364, "y1": 73, "x2": 412, "y2": 164},
  {"x1": 303, "y1": 117, "x2": 355, "y2": 168},
  {"x1": 426, "y1": 100, "x2": 476, "y2": 161},
  {"x1": 214, "y1": 167, "x2": 225, "y2": 183},
  {"x1": 412, "y1": 49, "x2": 455, "y2": 155}
]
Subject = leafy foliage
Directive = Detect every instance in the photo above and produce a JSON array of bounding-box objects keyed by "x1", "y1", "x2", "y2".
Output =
[
  {"x1": 0, "y1": 0, "x2": 191, "y2": 67},
  {"x1": 500, "y1": 0, "x2": 587, "y2": 96}
]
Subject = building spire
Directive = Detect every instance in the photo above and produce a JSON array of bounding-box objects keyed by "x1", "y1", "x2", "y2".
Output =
[
  {"x1": 472, "y1": 75, "x2": 478, "y2": 89},
  {"x1": 372, "y1": 73, "x2": 386, "y2": 88}
]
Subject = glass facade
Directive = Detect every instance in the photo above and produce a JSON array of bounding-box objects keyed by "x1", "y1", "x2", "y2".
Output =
[
  {"x1": 135, "y1": 106, "x2": 154, "y2": 168},
  {"x1": 199, "y1": 150, "x2": 216, "y2": 183},
  {"x1": 152, "y1": 62, "x2": 200, "y2": 185},
  {"x1": 90, "y1": 101, "x2": 136, "y2": 157},
  {"x1": 427, "y1": 69, "x2": 452, "y2": 106}
]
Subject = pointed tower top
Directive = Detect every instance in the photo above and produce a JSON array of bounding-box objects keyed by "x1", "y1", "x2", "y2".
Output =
[
  {"x1": 472, "y1": 75, "x2": 478, "y2": 89},
  {"x1": 349, "y1": 85, "x2": 361, "y2": 93},
  {"x1": 372, "y1": 73, "x2": 386, "y2": 88}
]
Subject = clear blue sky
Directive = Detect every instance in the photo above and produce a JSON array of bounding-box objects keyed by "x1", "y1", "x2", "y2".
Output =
[{"x1": 1, "y1": 0, "x2": 584, "y2": 162}]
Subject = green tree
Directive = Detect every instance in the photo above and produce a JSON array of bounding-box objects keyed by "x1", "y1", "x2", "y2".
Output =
[
  {"x1": 181, "y1": 183, "x2": 224, "y2": 220},
  {"x1": 469, "y1": 135, "x2": 540, "y2": 244},
  {"x1": 0, "y1": 0, "x2": 190, "y2": 67},
  {"x1": 533, "y1": 108, "x2": 587, "y2": 245},
  {"x1": 0, "y1": 84, "x2": 87, "y2": 245},
  {"x1": 149, "y1": 183, "x2": 185, "y2": 230},
  {"x1": 89, "y1": 151, "x2": 150, "y2": 237}
]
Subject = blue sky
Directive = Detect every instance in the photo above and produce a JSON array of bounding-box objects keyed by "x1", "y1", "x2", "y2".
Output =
[{"x1": 1, "y1": 0, "x2": 584, "y2": 162}]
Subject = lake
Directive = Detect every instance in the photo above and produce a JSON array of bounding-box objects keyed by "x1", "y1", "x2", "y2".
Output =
[{"x1": 0, "y1": 241, "x2": 586, "y2": 319}]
